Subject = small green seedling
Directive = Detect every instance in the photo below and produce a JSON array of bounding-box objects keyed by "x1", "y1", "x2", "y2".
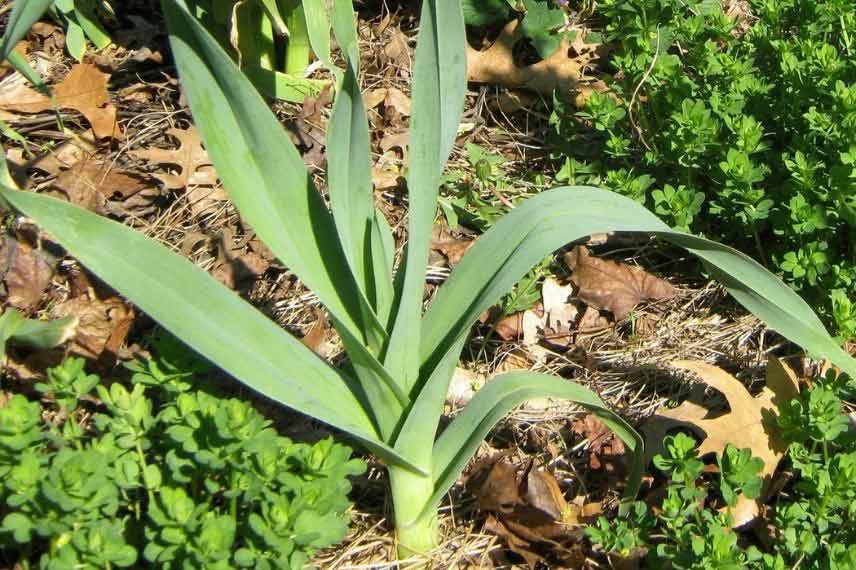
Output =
[{"x1": 2, "y1": 0, "x2": 855, "y2": 560}]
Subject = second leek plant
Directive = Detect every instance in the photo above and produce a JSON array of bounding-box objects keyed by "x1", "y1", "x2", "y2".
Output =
[
  {"x1": 188, "y1": 0, "x2": 336, "y2": 100},
  {"x1": 2, "y1": 0, "x2": 856, "y2": 560}
]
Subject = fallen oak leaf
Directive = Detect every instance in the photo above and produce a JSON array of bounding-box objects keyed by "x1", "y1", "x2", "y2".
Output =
[
  {"x1": 643, "y1": 358, "x2": 800, "y2": 527},
  {"x1": 131, "y1": 126, "x2": 218, "y2": 191},
  {"x1": 0, "y1": 63, "x2": 121, "y2": 139},
  {"x1": 467, "y1": 19, "x2": 598, "y2": 97},
  {"x1": 50, "y1": 158, "x2": 152, "y2": 214},
  {"x1": 564, "y1": 245, "x2": 676, "y2": 321}
]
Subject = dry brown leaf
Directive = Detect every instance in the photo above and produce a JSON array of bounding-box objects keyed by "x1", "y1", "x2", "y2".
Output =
[
  {"x1": 0, "y1": 232, "x2": 58, "y2": 310},
  {"x1": 50, "y1": 159, "x2": 150, "y2": 214},
  {"x1": 572, "y1": 414, "x2": 627, "y2": 472},
  {"x1": 300, "y1": 310, "x2": 335, "y2": 359},
  {"x1": 0, "y1": 63, "x2": 121, "y2": 139},
  {"x1": 185, "y1": 185, "x2": 229, "y2": 218},
  {"x1": 468, "y1": 456, "x2": 591, "y2": 569},
  {"x1": 643, "y1": 358, "x2": 800, "y2": 526},
  {"x1": 467, "y1": 20, "x2": 597, "y2": 97},
  {"x1": 51, "y1": 292, "x2": 134, "y2": 362},
  {"x1": 211, "y1": 229, "x2": 271, "y2": 289},
  {"x1": 131, "y1": 126, "x2": 218, "y2": 191},
  {"x1": 0, "y1": 42, "x2": 29, "y2": 78},
  {"x1": 564, "y1": 245, "x2": 676, "y2": 321}
]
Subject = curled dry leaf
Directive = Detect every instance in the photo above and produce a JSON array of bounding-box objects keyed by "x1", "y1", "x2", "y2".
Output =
[
  {"x1": 572, "y1": 413, "x2": 627, "y2": 473},
  {"x1": 0, "y1": 64, "x2": 121, "y2": 139},
  {"x1": 211, "y1": 229, "x2": 271, "y2": 290},
  {"x1": 467, "y1": 456, "x2": 596, "y2": 569},
  {"x1": 50, "y1": 291, "x2": 134, "y2": 363},
  {"x1": 300, "y1": 310, "x2": 336, "y2": 359},
  {"x1": 51, "y1": 159, "x2": 152, "y2": 215},
  {"x1": 467, "y1": 19, "x2": 600, "y2": 98},
  {"x1": 564, "y1": 245, "x2": 676, "y2": 321},
  {"x1": 0, "y1": 232, "x2": 58, "y2": 310},
  {"x1": 642, "y1": 358, "x2": 800, "y2": 527},
  {"x1": 131, "y1": 126, "x2": 218, "y2": 191}
]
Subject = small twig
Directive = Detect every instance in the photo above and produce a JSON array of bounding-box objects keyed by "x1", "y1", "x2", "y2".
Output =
[{"x1": 628, "y1": 27, "x2": 661, "y2": 152}]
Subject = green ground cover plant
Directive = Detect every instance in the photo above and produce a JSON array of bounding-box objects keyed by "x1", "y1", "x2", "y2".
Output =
[
  {"x1": 0, "y1": 336, "x2": 364, "y2": 570},
  {"x1": 1, "y1": 0, "x2": 855, "y2": 562},
  {"x1": 548, "y1": 0, "x2": 856, "y2": 338},
  {"x1": 588, "y1": 371, "x2": 856, "y2": 569}
]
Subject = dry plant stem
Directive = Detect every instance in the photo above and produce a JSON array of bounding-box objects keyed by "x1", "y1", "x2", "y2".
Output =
[{"x1": 389, "y1": 466, "x2": 440, "y2": 558}]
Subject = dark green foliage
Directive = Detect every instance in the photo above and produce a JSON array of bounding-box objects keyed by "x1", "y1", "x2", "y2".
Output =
[
  {"x1": 462, "y1": 0, "x2": 511, "y2": 27},
  {"x1": 0, "y1": 337, "x2": 365, "y2": 569},
  {"x1": 587, "y1": 370, "x2": 856, "y2": 569},
  {"x1": 463, "y1": 0, "x2": 573, "y2": 58},
  {"x1": 549, "y1": 0, "x2": 856, "y2": 337}
]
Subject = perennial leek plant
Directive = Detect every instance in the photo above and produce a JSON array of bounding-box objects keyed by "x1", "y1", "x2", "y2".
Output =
[{"x1": 1, "y1": 0, "x2": 855, "y2": 559}]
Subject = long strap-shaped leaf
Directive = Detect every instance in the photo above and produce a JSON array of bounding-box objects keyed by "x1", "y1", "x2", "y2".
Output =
[
  {"x1": 421, "y1": 187, "x2": 856, "y2": 378},
  {"x1": 385, "y1": 0, "x2": 467, "y2": 387},
  {"x1": 424, "y1": 371, "x2": 644, "y2": 521},
  {"x1": 0, "y1": 0, "x2": 54, "y2": 60},
  {"x1": 327, "y1": 60, "x2": 396, "y2": 338},
  {"x1": 0, "y1": 0, "x2": 53, "y2": 87},
  {"x1": 162, "y1": 0, "x2": 384, "y2": 348},
  {"x1": 0, "y1": 184, "x2": 423, "y2": 474},
  {"x1": 327, "y1": 64, "x2": 377, "y2": 309},
  {"x1": 164, "y1": 0, "x2": 412, "y2": 423}
]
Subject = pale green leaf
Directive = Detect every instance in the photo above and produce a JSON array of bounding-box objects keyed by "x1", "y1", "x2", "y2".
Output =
[
  {"x1": 0, "y1": 185, "x2": 422, "y2": 473},
  {"x1": 421, "y1": 187, "x2": 856, "y2": 379},
  {"x1": 162, "y1": 0, "x2": 380, "y2": 345},
  {"x1": 328, "y1": 63, "x2": 374, "y2": 298},
  {"x1": 385, "y1": 0, "x2": 467, "y2": 387},
  {"x1": 426, "y1": 371, "x2": 643, "y2": 519}
]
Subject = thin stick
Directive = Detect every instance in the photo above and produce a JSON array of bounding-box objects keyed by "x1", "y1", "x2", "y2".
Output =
[{"x1": 628, "y1": 27, "x2": 661, "y2": 152}]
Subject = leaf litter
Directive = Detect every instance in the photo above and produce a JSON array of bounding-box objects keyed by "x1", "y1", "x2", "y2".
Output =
[
  {"x1": 0, "y1": 63, "x2": 121, "y2": 140},
  {"x1": 467, "y1": 455, "x2": 602, "y2": 568}
]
